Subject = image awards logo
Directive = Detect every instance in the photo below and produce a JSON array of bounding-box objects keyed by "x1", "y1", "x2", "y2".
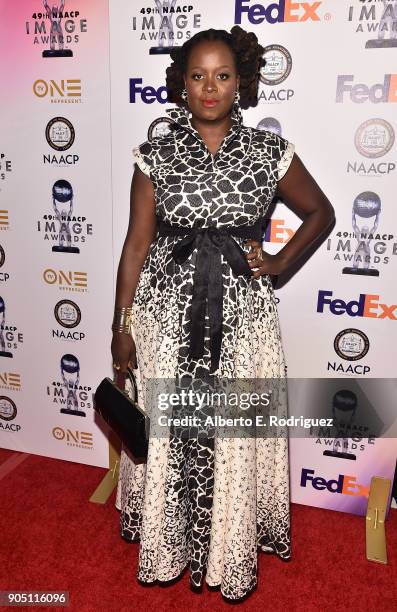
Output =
[
  {"x1": 59, "y1": 353, "x2": 85, "y2": 416},
  {"x1": 347, "y1": 1, "x2": 397, "y2": 48},
  {"x1": 365, "y1": 0, "x2": 397, "y2": 48},
  {"x1": 0, "y1": 296, "x2": 13, "y2": 358},
  {"x1": 42, "y1": 0, "x2": 73, "y2": 57},
  {"x1": 132, "y1": 1, "x2": 201, "y2": 53},
  {"x1": 37, "y1": 182, "x2": 93, "y2": 252},
  {"x1": 256, "y1": 117, "x2": 282, "y2": 135},
  {"x1": 342, "y1": 192, "x2": 382, "y2": 277}
]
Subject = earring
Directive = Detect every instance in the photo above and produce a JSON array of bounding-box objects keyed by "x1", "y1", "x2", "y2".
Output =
[
  {"x1": 181, "y1": 88, "x2": 188, "y2": 101},
  {"x1": 234, "y1": 90, "x2": 240, "y2": 103}
]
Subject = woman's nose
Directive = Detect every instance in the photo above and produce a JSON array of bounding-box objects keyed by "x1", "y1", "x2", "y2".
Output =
[{"x1": 203, "y1": 78, "x2": 217, "y2": 92}]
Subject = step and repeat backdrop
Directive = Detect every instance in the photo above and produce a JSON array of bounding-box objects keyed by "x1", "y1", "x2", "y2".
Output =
[{"x1": 0, "y1": 0, "x2": 396, "y2": 516}]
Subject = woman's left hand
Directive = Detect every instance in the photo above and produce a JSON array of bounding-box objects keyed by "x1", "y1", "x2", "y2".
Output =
[{"x1": 245, "y1": 239, "x2": 286, "y2": 278}]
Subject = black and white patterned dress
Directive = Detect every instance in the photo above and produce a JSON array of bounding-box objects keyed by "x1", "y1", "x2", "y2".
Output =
[{"x1": 115, "y1": 104, "x2": 295, "y2": 600}]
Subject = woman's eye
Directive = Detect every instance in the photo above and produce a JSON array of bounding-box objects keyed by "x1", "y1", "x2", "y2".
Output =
[
  {"x1": 192, "y1": 74, "x2": 203, "y2": 80},
  {"x1": 218, "y1": 73, "x2": 230, "y2": 80}
]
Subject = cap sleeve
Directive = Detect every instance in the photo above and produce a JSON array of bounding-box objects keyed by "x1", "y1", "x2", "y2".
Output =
[
  {"x1": 277, "y1": 139, "x2": 295, "y2": 181},
  {"x1": 133, "y1": 141, "x2": 153, "y2": 177}
]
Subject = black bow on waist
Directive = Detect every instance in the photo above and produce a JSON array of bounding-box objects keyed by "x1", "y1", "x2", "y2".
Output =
[{"x1": 157, "y1": 217, "x2": 264, "y2": 374}]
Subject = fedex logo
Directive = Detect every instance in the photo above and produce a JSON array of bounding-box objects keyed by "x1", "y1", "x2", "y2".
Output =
[
  {"x1": 301, "y1": 468, "x2": 369, "y2": 497},
  {"x1": 129, "y1": 78, "x2": 168, "y2": 104},
  {"x1": 336, "y1": 74, "x2": 397, "y2": 104},
  {"x1": 317, "y1": 290, "x2": 396, "y2": 320},
  {"x1": 234, "y1": 0, "x2": 322, "y2": 25},
  {"x1": 264, "y1": 219, "x2": 294, "y2": 243}
]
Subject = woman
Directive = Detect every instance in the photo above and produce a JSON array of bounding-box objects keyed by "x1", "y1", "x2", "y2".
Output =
[{"x1": 113, "y1": 26, "x2": 334, "y2": 601}]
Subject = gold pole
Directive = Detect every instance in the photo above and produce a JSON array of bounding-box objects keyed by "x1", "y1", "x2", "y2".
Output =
[
  {"x1": 89, "y1": 432, "x2": 121, "y2": 504},
  {"x1": 366, "y1": 476, "x2": 391, "y2": 564}
]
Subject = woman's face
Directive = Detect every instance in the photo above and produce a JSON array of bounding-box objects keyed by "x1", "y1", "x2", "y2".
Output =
[{"x1": 184, "y1": 40, "x2": 240, "y2": 122}]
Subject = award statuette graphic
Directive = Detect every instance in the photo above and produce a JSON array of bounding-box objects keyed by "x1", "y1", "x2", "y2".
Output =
[
  {"x1": 0, "y1": 297, "x2": 13, "y2": 358},
  {"x1": 343, "y1": 192, "x2": 381, "y2": 277},
  {"x1": 366, "y1": 0, "x2": 397, "y2": 48},
  {"x1": 51, "y1": 180, "x2": 79, "y2": 253},
  {"x1": 60, "y1": 353, "x2": 85, "y2": 416},
  {"x1": 42, "y1": 0, "x2": 73, "y2": 57},
  {"x1": 149, "y1": 0, "x2": 178, "y2": 55},
  {"x1": 323, "y1": 390, "x2": 357, "y2": 461}
]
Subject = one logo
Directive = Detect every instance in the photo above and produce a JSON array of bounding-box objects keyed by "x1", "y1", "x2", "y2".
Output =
[
  {"x1": 235, "y1": 0, "x2": 323, "y2": 25},
  {"x1": 129, "y1": 79, "x2": 169, "y2": 104},
  {"x1": 0, "y1": 372, "x2": 21, "y2": 391},
  {"x1": 148, "y1": 117, "x2": 173, "y2": 141},
  {"x1": 0, "y1": 210, "x2": 9, "y2": 230},
  {"x1": 334, "y1": 329, "x2": 370, "y2": 361},
  {"x1": 33, "y1": 79, "x2": 82, "y2": 102},
  {"x1": 0, "y1": 396, "x2": 17, "y2": 421},
  {"x1": 0, "y1": 245, "x2": 5, "y2": 267},
  {"x1": 52, "y1": 426, "x2": 93, "y2": 448},
  {"x1": 256, "y1": 117, "x2": 282, "y2": 135},
  {"x1": 317, "y1": 290, "x2": 397, "y2": 320},
  {"x1": 46, "y1": 117, "x2": 75, "y2": 151},
  {"x1": 354, "y1": 118, "x2": 395, "y2": 158},
  {"x1": 54, "y1": 300, "x2": 81, "y2": 328},
  {"x1": 43, "y1": 269, "x2": 88, "y2": 292},
  {"x1": 260, "y1": 45, "x2": 292, "y2": 86},
  {"x1": 336, "y1": 74, "x2": 397, "y2": 103},
  {"x1": 300, "y1": 468, "x2": 369, "y2": 497},
  {"x1": 132, "y1": 1, "x2": 201, "y2": 52}
]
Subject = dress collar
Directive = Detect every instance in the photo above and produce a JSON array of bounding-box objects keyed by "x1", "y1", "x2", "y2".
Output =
[{"x1": 165, "y1": 104, "x2": 243, "y2": 158}]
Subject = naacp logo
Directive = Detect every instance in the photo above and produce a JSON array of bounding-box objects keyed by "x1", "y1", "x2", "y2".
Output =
[
  {"x1": 334, "y1": 329, "x2": 370, "y2": 361},
  {"x1": 0, "y1": 396, "x2": 17, "y2": 421},
  {"x1": 46, "y1": 117, "x2": 75, "y2": 151},
  {"x1": 54, "y1": 299, "x2": 81, "y2": 328},
  {"x1": 260, "y1": 45, "x2": 292, "y2": 86},
  {"x1": 354, "y1": 118, "x2": 395, "y2": 158},
  {"x1": 0, "y1": 245, "x2": 5, "y2": 268},
  {"x1": 256, "y1": 117, "x2": 282, "y2": 135},
  {"x1": 148, "y1": 117, "x2": 173, "y2": 141}
]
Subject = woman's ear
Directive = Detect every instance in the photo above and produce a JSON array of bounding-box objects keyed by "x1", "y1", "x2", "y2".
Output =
[{"x1": 236, "y1": 75, "x2": 241, "y2": 91}]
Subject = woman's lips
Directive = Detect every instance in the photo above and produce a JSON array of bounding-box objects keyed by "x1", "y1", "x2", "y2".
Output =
[{"x1": 202, "y1": 99, "x2": 219, "y2": 108}]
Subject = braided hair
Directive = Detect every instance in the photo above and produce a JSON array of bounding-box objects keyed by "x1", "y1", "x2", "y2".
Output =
[{"x1": 166, "y1": 26, "x2": 265, "y2": 110}]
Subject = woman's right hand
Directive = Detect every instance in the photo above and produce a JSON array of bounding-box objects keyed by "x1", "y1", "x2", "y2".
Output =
[{"x1": 111, "y1": 332, "x2": 138, "y2": 372}]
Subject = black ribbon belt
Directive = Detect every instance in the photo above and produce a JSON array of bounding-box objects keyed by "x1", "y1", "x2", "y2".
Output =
[{"x1": 157, "y1": 217, "x2": 264, "y2": 374}]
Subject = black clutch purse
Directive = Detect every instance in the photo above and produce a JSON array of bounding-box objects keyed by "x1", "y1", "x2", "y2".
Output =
[{"x1": 94, "y1": 367, "x2": 149, "y2": 460}]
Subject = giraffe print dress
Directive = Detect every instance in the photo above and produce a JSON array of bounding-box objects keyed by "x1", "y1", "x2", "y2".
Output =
[{"x1": 115, "y1": 104, "x2": 295, "y2": 600}]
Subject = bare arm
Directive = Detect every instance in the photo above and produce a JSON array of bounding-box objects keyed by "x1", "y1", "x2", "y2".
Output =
[
  {"x1": 249, "y1": 153, "x2": 335, "y2": 277},
  {"x1": 114, "y1": 166, "x2": 157, "y2": 308}
]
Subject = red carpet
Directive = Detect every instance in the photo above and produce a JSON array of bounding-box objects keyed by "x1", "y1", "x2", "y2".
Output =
[{"x1": 0, "y1": 448, "x2": 396, "y2": 611}]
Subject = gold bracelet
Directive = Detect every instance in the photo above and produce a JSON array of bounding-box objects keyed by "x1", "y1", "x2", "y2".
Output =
[{"x1": 112, "y1": 306, "x2": 133, "y2": 334}]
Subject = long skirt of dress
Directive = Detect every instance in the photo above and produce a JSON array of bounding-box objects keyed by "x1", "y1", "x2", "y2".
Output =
[{"x1": 114, "y1": 239, "x2": 291, "y2": 600}]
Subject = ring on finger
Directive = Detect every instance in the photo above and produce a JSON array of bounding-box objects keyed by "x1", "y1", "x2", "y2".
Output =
[{"x1": 113, "y1": 363, "x2": 121, "y2": 370}]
